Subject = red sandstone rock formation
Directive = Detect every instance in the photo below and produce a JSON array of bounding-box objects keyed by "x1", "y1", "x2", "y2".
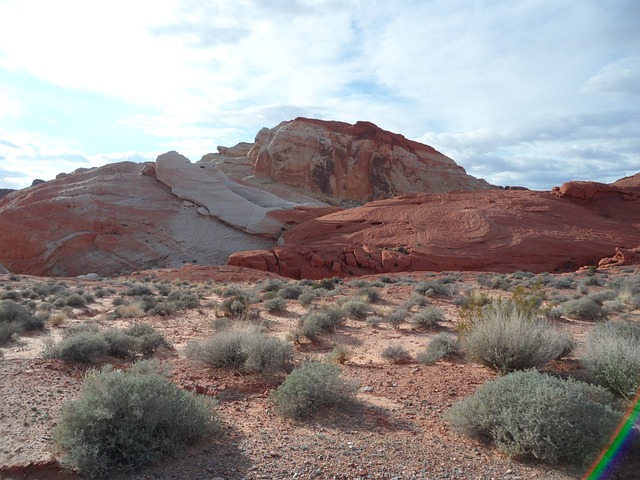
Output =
[
  {"x1": 0, "y1": 162, "x2": 280, "y2": 276},
  {"x1": 0, "y1": 157, "x2": 338, "y2": 277},
  {"x1": 248, "y1": 118, "x2": 492, "y2": 203},
  {"x1": 228, "y1": 183, "x2": 640, "y2": 278},
  {"x1": 598, "y1": 246, "x2": 640, "y2": 269}
]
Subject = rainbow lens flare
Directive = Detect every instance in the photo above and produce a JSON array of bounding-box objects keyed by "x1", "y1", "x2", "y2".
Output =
[{"x1": 583, "y1": 391, "x2": 640, "y2": 479}]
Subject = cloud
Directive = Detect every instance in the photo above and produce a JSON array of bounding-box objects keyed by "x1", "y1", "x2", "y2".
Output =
[
  {"x1": 0, "y1": 129, "x2": 158, "y2": 189},
  {"x1": 419, "y1": 106, "x2": 640, "y2": 189},
  {"x1": 582, "y1": 56, "x2": 640, "y2": 97},
  {"x1": 0, "y1": 0, "x2": 638, "y2": 191}
]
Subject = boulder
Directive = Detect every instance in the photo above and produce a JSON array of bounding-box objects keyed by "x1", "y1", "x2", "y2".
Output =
[
  {"x1": 598, "y1": 246, "x2": 640, "y2": 269},
  {"x1": 248, "y1": 117, "x2": 493, "y2": 203}
]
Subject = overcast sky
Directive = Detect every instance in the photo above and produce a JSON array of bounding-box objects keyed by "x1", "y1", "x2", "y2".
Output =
[{"x1": 0, "y1": 0, "x2": 638, "y2": 191}]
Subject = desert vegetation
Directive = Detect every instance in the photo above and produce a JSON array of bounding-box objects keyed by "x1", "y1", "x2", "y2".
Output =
[{"x1": 0, "y1": 268, "x2": 638, "y2": 478}]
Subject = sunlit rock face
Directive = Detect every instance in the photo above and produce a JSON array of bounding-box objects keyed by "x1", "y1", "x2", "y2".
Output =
[
  {"x1": 0, "y1": 161, "x2": 277, "y2": 276},
  {"x1": 229, "y1": 182, "x2": 640, "y2": 279},
  {"x1": 248, "y1": 117, "x2": 493, "y2": 204}
]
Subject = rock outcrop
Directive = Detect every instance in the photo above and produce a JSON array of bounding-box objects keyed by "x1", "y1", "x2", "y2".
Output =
[
  {"x1": 0, "y1": 189, "x2": 15, "y2": 199},
  {"x1": 229, "y1": 183, "x2": 640, "y2": 278},
  {"x1": 0, "y1": 162, "x2": 281, "y2": 276},
  {"x1": 247, "y1": 118, "x2": 492, "y2": 203},
  {"x1": 0, "y1": 261, "x2": 8, "y2": 274},
  {"x1": 1, "y1": 117, "x2": 637, "y2": 280},
  {"x1": 155, "y1": 151, "x2": 292, "y2": 237}
]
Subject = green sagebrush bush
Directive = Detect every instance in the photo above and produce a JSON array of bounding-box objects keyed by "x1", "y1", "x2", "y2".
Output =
[
  {"x1": 416, "y1": 333, "x2": 460, "y2": 364},
  {"x1": 381, "y1": 345, "x2": 412, "y2": 364},
  {"x1": 446, "y1": 369, "x2": 622, "y2": 465},
  {"x1": 411, "y1": 306, "x2": 445, "y2": 329},
  {"x1": 0, "y1": 299, "x2": 44, "y2": 343},
  {"x1": 294, "y1": 308, "x2": 346, "y2": 341},
  {"x1": 269, "y1": 361, "x2": 356, "y2": 418},
  {"x1": 385, "y1": 308, "x2": 408, "y2": 329},
  {"x1": 264, "y1": 297, "x2": 287, "y2": 313},
  {"x1": 186, "y1": 326, "x2": 293, "y2": 374},
  {"x1": 44, "y1": 323, "x2": 169, "y2": 363},
  {"x1": 582, "y1": 320, "x2": 640, "y2": 400},
  {"x1": 461, "y1": 300, "x2": 572, "y2": 373},
  {"x1": 54, "y1": 361, "x2": 218, "y2": 479},
  {"x1": 340, "y1": 300, "x2": 371, "y2": 319},
  {"x1": 562, "y1": 297, "x2": 606, "y2": 321},
  {"x1": 45, "y1": 332, "x2": 110, "y2": 363}
]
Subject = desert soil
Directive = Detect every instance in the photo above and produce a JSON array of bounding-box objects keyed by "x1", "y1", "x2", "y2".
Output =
[{"x1": 0, "y1": 269, "x2": 638, "y2": 480}]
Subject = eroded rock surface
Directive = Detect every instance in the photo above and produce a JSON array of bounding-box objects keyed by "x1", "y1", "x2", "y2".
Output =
[
  {"x1": 0, "y1": 162, "x2": 277, "y2": 276},
  {"x1": 155, "y1": 151, "x2": 291, "y2": 237},
  {"x1": 248, "y1": 117, "x2": 492, "y2": 203},
  {"x1": 229, "y1": 185, "x2": 640, "y2": 278}
]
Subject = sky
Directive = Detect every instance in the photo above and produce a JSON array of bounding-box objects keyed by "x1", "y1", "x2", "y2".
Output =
[{"x1": 0, "y1": 0, "x2": 638, "y2": 191}]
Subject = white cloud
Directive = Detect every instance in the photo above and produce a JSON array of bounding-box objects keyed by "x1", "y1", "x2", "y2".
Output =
[
  {"x1": 0, "y1": 0, "x2": 638, "y2": 190},
  {"x1": 582, "y1": 56, "x2": 640, "y2": 97},
  {"x1": 0, "y1": 129, "x2": 157, "y2": 189}
]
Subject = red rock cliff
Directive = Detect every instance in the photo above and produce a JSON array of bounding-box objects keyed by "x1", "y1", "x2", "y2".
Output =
[{"x1": 248, "y1": 118, "x2": 492, "y2": 203}]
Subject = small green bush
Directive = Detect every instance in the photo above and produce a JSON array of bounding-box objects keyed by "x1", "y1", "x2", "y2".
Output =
[
  {"x1": 114, "y1": 303, "x2": 145, "y2": 318},
  {"x1": 341, "y1": 300, "x2": 371, "y2": 319},
  {"x1": 562, "y1": 297, "x2": 606, "y2": 321},
  {"x1": 53, "y1": 361, "x2": 218, "y2": 478},
  {"x1": 548, "y1": 277, "x2": 576, "y2": 289},
  {"x1": 461, "y1": 301, "x2": 571, "y2": 373},
  {"x1": 294, "y1": 308, "x2": 346, "y2": 341},
  {"x1": 186, "y1": 328, "x2": 246, "y2": 369},
  {"x1": 477, "y1": 274, "x2": 512, "y2": 290},
  {"x1": 582, "y1": 320, "x2": 640, "y2": 400},
  {"x1": 298, "y1": 290, "x2": 319, "y2": 306},
  {"x1": 0, "y1": 290, "x2": 20, "y2": 300},
  {"x1": 356, "y1": 287, "x2": 380, "y2": 303},
  {"x1": 65, "y1": 293, "x2": 87, "y2": 308},
  {"x1": 264, "y1": 297, "x2": 287, "y2": 313},
  {"x1": 402, "y1": 291, "x2": 430, "y2": 308},
  {"x1": 186, "y1": 326, "x2": 292, "y2": 374},
  {"x1": 311, "y1": 277, "x2": 342, "y2": 291},
  {"x1": 446, "y1": 369, "x2": 622, "y2": 465},
  {"x1": 415, "y1": 280, "x2": 458, "y2": 297},
  {"x1": 0, "y1": 299, "x2": 44, "y2": 343},
  {"x1": 277, "y1": 284, "x2": 303, "y2": 300},
  {"x1": 101, "y1": 328, "x2": 138, "y2": 357},
  {"x1": 270, "y1": 362, "x2": 356, "y2": 418},
  {"x1": 124, "y1": 323, "x2": 169, "y2": 355},
  {"x1": 241, "y1": 334, "x2": 294, "y2": 374},
  {"x1": 381, "y1": 345, "x2": 412, "y2": 364},
  {"x1": 261, "y1": 279, "x2": 284, "y2": 293},
  {"x1": 417, "y1": 333, "x2": 460, "y2": 364},
  {"x1": 166, "y1": 291, "x2": 199, "y2": 310},
  {"x1": 46, "y1": 324, "x2": 168, "y2": 362},
  {"x1": 148, "y1": 300, "x2": 177, "y2": 316},
  {"x1": 386, "y1": 309, "x2": 408, "y2": 329},
  {"x1": 124, "y1": 284, "x2": 154, "y2": 296},
  {"x1": 220, "y1": 294, "x2": 251, "y2": 318},
  {"x1": 296, "y1": 311, "x2": 336, "y2": 341},
  {"x1": 411, "y1": 307, "x2": 445, "y2": 329},
  {"x1": 44, "y1": 332, "x2": 110, "y2": 363}
]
